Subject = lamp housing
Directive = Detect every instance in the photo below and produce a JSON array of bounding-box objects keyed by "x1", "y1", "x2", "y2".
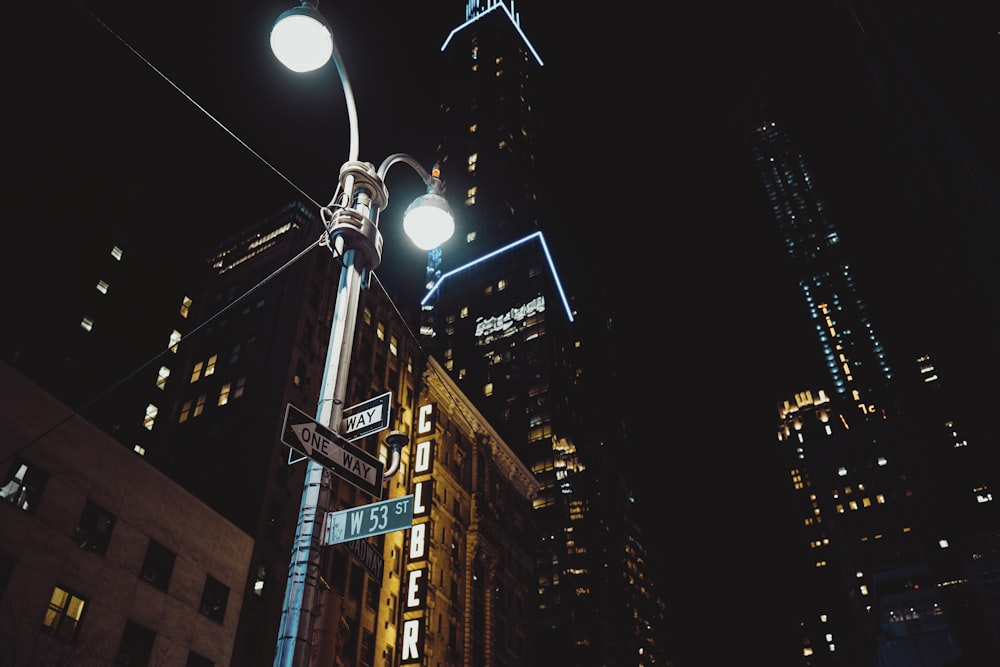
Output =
[
  {"x1": 403, "y1": 192, "x2": 455, "y2": 250},
  {"x1": 270, "y1": 4, "x2": 333, "y2": 73}
]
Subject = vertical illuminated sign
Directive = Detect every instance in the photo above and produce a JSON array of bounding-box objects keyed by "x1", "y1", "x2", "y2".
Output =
[{"x1": 401, "y1": 402, "x2": 436, "y2": 665}]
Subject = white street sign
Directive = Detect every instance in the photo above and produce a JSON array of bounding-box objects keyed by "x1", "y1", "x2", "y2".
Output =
[
  {"x1": 281, "y1": 404, "x2": 384, "y2": 497},
  {"x1": 341, "y1": 391, "x2": 392, "y2": 441}
]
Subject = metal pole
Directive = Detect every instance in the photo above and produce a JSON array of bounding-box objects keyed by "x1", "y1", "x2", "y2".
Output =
[{"x1": 274, "y1": 245, "x2": 365, "y2": 667}]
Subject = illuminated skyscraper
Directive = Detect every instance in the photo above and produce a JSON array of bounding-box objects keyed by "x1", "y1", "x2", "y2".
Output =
[
  {"x1": 418, "y1": 3, "x2": 670, "y2": 664},
  {"x1": 757, "y1": 119, "x2": 1000, "y2": 665}
]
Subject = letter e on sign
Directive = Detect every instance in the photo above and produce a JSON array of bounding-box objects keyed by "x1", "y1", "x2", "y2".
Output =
[{"x1": 406, "y1": 569, "x2": 425, "y2": 609}]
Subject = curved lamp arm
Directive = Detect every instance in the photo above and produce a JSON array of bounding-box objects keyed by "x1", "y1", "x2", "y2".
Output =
[
  {"x1": 377, "y1": 153, "x2": 433, "y2": 183},
  {"x1": 271, "y1": 1, "x2": 359, "y2": 161},
  {"x1": 378, "y1": 156, "x2": 455, "y2": 251}
]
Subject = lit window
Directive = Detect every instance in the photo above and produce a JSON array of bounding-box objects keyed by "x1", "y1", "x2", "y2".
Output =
[
  {"x1": 179, "y1": 296, "x2": 192, "y2": 318},
  {"x1": 467, "y1": 153, "x2": 478, "y2": 173},
  {"x1": 133, "y1": 444, "x2": 145, "y2": 456},
  {"x1": 377, "y1": 323, "x2": 385, "y2": 341},
  {"x1": 1, "y1": 458, "x2": 48, "y2": 512},
  {"x1": 484, "y1": 382, "x2": 493, "y2": 397},
  {"x1": 205, "y1": 354, "x2": 218, "y2": 377},
  {"x1": 193, "y1": 395, "x2": 206, "y2": 417},
  {"x1": 80, "y1": 317, "x2": 94, "y2": 332},
  {"x1": 191, "y1": 362, "x2": 203, "y2": 383},
  {"x1": 96, "y1": 280, "x2": 109, "y2": 294},
  {"x1": 460, "y1": 306, "x2": 468, "y2": 318},
  {"x1": 43, "y1": 585, "x2": 87, "y2": 641},
  {"x1": 389, "y1": 335, "x2": 398, "y2": 356},
  {"x1": 179, "y1": 401, "x2": 191, "y2": 423},
  {"x1": 143, "y1": 404, "x2": 158, "y2": 431},
  {"x1": 465, "y1": 186, "x2": 477, "y2": 206},
  {"x1": 156, "y1": 366, "x2": 170, "y2": 390},
  {"x1": 218, "y1": 383, "x2": 231, "y2": 406},
  {"x1": 168, "y1": 330, "x2": 182, "y2": 353},
  {"x1": 253, "y1": 564, "x2": 266, "y2": 596},
  {"x1": 466, "y1": 231, "x2": 476, "y2": 244},
  {"x1": 111, "y1": 245, "x2": 123, "y2": 261},
  {"x1": 468, "y1": 123, "x2": 477, "y2": 134}
]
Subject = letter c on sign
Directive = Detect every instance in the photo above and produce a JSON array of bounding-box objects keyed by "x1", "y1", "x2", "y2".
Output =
[{"x1": 417, "y1": 403, "x2": 435, "y2": 435}]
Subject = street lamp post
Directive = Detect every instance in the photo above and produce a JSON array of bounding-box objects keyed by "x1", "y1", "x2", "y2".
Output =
[{"x1": 268, "y1": 4, "x2": 454, "y2": 666}]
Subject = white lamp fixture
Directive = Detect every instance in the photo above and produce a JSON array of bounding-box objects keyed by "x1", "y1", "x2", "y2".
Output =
[
  {"x1": 404, "y1": 190, "x2": 455, "y2": 250},
  {"x1": 270, "y1": 3, "x2": 333, "y2": 73}
]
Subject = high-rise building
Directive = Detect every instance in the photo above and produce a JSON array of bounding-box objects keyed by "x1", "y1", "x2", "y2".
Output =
[
  {"x1": 418, "y1": 3, "x2": 671, "y2": 665},
  {"x1": 756, "y1": 118, "x2": 1000, "y2": 665}
]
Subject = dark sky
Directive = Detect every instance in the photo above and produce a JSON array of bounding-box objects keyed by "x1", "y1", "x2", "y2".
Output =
[{"x1": 8, "y1": 1, "x2": 999, "y2": 663}]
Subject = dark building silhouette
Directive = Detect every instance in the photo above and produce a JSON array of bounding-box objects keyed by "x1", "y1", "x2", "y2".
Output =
[{"x1": 755, "y1": 118, "x2": 1000, "y2": 665}]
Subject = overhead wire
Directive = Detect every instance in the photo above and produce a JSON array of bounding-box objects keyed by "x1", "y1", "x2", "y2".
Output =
[{"x1": 5, "y1": 0, "x2": 475, "y2": 464}]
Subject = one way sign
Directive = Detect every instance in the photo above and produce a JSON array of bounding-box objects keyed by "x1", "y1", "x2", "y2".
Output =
[{"x1": 281, "y1": 404, "x2": 384, "y2": 497}]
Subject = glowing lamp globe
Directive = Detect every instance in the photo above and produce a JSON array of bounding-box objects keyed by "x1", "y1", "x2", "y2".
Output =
[
  {"x1": 270, "y1": 5, "x2": 333, "y2": 73},
  {"x1": 403, "y1": 192, "x2": 455, "y2": 250}
]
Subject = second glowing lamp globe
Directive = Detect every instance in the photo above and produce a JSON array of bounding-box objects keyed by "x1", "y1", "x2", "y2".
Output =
[{"x1": 270, "y1": 2, "x2": 455, "y2": 251}]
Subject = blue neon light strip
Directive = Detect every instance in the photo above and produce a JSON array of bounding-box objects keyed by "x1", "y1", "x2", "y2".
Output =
[
  {"x1": 442, "y1": 1, "x2": 544, "y2": 66},
  {"x1": 421, "y1": 231, "x2": 574, "y2": 323}
]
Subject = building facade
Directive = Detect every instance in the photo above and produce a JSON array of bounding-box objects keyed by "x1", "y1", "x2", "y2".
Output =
[{"x1": 0, "y1": 361, "x2": 253, "y2": 667}]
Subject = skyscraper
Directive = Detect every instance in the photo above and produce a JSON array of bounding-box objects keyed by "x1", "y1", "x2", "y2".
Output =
[
  {"x1": 756, "y1": 118, "x2": 1000, "y2": 665},
  {"x1": 418, "y1": 3, "x2": 671, "y2": 664}
]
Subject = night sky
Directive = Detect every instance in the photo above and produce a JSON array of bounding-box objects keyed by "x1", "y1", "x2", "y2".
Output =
[{"x1": 8, "y1": 1, "x2": 999, "y2": 663}]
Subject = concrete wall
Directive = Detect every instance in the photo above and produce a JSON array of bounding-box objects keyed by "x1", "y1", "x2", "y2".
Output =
[{"x1": 0, "y1": 361, "x2": 254, "y2": 666}]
